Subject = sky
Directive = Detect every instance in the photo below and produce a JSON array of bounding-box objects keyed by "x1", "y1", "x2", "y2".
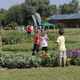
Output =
[{"x1": 0, "y1": 0, "x2": 80, "y2": 10}]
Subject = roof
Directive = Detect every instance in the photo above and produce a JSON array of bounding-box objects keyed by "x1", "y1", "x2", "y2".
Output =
[
  {"x1": 47, "y1": 13, "x2": 80, "y2": 20},
  {"x1": 39, "y1": 22, "x2": 55, "y2": 26}
]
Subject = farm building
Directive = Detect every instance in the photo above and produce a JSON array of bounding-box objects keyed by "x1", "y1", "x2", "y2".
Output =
[{"x1": 47, "y1": 13, "x2": 80, "y2": 28}]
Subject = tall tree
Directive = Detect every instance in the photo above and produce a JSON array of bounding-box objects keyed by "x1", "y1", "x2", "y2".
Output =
[
  {"x1": 0, "y1": 8, "x2": 7, "y2": 14},
  {"x1": 58, "y1": 0, "x2": 80, "y2": 14},
  {"x1": 69, "y1": 0, "x2": 79, "y2": 13},
  {"x1": 0, "y1": 8, "x2": 7, "y2": 26},
  {"x1": 4, "y1": 5, "x2": 23, "y2": 26},
  {"x1": 58, "y1": 4, "x2": 70, "y2": 14},
  {"x1": 20, "y1": 0, "x2": 57, "y2": 25},
  {"x1": 20, "y1": 2, "x2": 33, "y2": 25}
]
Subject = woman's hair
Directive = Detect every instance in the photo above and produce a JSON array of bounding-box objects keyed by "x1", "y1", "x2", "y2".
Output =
[{"x1": 59, "y1": 28, "x2": 64, "y2": 35}]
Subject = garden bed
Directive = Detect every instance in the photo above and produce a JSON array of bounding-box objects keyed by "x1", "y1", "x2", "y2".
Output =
[{"x1": 0, "y1": 47, "x2": 80, "y2": 69}]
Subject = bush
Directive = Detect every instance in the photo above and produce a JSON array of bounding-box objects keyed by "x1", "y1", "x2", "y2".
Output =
[
  {"x1": 0, "y1": 49, "x2": 5, "y2": 67},
  {"x1": 55, "y1": 23, "x2": 65, "y2": 29},
  {"x1": 76, "y1": 25, "x2": 79, "y2": 28},
  {"x1": 6, "y1": 22, "x2": 18, "y2": 29}
]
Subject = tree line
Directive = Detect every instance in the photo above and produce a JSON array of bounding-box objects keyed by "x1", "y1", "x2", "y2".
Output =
[{"x1": 0, "y1": 0, "x2": 80, "y2": 27}]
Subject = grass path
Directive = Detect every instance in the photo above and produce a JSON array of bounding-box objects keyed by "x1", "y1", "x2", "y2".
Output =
[
  {"x1": 3, "y1": 50, "x2": 55, "y2": 55},
  {"x1": 0, "y1": 66, "x2": 80, "y2": 80}
]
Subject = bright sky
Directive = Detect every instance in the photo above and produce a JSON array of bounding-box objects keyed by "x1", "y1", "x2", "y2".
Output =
[{"x1": 0, "y1": 0, "x2": 80, "y2": 10}]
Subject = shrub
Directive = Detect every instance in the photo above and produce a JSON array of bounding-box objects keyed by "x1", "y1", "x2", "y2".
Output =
[
  {"x1": 6, "y1": 22, "x2": 18, "y2": 29},
  {"x1": 0, "y1": 49, "x2": 5, "y2": 67},
  {"x1": 55, "y1": 23, "x2": 65, "y2": 29},
  {"x1": 76, "y1": 25, "x2": 79, "y2": 28}
]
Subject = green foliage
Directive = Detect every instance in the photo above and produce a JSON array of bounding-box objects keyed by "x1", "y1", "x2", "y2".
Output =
[
  {"x1": 6, "y1": 22, "x2": 18, "y2": 29},
  {"x1": 2, "y1": 30, "x2": 80, "y2": 51},
  {"x1": 4, "y1": 5, "x2": 23, "y2": 26},
  {"x1": 41, "y1": 17, "x2": 48, "y2": 23},
  {"x1": 20, "y1": 0, "x2": 57, "y2": 25},
  {"x1": 0, "y1": 49, "x2": 5, "y2": 67},
  {"x1": 58, "y1": 0, "x2": 80, "y2": 14},
  {"x1": 1, "y1": 31, "x2": 22, "y2": 45},
  {"x1": 0, "y1": 8, "x2": 7, "y2": 14},
  {"x1": 58, "y1": 4, "x2": 70, "y2": 14},
  {"x1": 77, "y1": 25, "x2": 79, "y2": 28},
  {"x1": 55, "y1": 23, "x2": 65, "y2": 29},
  {"x1": 0, "y1": 8, "x2": 7, "y2": 26},
  {"x1": 4, "y1": 54, "x2": 41, "y2": 69},
  {"x1": 1, "y1": 30, "x2": 35, "y2": 45},
  {"x1": 2, "y1": 47, "x2": 80, "y2": 69},
  {"x1": 0, "y1": 0, "x2": 58, "y2": 26},
  {"x1": 2, "y1": 44, "x2": 33, "y2": 51},
  {"x1": 49, "y1": 5, "x2": 57, "y2": 15}
]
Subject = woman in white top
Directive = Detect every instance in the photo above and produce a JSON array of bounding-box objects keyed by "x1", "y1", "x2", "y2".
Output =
[{"x1": 40, "y1": 31, "x2": 49, "y2": 52}]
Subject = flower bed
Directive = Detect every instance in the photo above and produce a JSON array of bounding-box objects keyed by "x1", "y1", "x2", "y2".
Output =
[
  {"x1": 0, "y1": 48, "x2": 80, "y2": 69},
  {"x1": 66, "y1": 48, "x2": 80, "y2": 66}
]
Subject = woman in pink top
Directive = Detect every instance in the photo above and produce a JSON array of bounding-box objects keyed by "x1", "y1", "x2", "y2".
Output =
[{"x1": 34, "y1": 26, "x2": 37, "y2": 34}]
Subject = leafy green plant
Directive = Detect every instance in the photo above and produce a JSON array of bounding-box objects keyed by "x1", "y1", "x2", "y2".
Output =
[
  {"x1": 77, "y1": 25, "x2": 79, "y2": 28},
  {"x1": 6, "y1": 22, "x2": 18, "y2": 29},
  {"x1": 55, "y1": 23, "x2": 65, "y2": 29},
  {"x1": 4, "y1": 53, "x2": 42, "y2": 69},
  {"x1": 0, "y1": 49, "x2": 5, "y2": 67}
]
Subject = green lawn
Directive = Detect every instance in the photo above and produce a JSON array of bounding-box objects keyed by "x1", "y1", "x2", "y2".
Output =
[
  {"x1": 1, "y1": 28, "x2": 80, "y2": 80},
  {"x1": 65, "y1": 35, "x2": 80, "y2": 41},
  {"x1": 48, "y1": 28, "x2": 80, "y2": 32},
  {"x1": 0, "y1": 66, "x2": 80, "y2": 80},
  {"x1": 3, "y1": 50, "x2": 55, "y2": 55}
]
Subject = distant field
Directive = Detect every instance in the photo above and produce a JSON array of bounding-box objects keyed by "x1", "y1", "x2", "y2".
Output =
[
  {"x1": 46, "y1": 28, "x2": 80, "y2": 32},
  {"x1": 1, "y1": 28, "x2": 80, "y2": 80},
  {"x1": 2, "y1": 28, "x2": 80, "y2": 55},
  {"x1": 64, "y1": 28, "x2": 80, "y2": 31},
  {"x1": 65, "y1": 35, "x2": 80, "y2": 41}
]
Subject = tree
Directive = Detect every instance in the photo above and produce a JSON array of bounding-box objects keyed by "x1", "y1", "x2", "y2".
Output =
[
  {"x1": 0, "y1": 8, "x2": 7, "y2": 14},
  {"x1": 48, "y1": 5, "x2": 57, "y2": 16},
  {"x1": 4, "y1": 5, "x2": 23, "y2": 26},
  {"x1": 41, "y1": 17, "x2": 48, "y2": 23},
  {"x1": 20, "y1": 3, "x2": 33, "y2": 26},
  {"x1": 0, "y1": 8, "x2": 7, "y2": 26},
  {"x1": 58, "y1": 0, "x2": 80, "y2": 14},
  {"x1": 58, "y1": 4, "x2": 70, "y2": 14},
  {"x1": 20, "y1": 0, "x2": 57, "y2": 25},
  {"x1": 69, "y1": 0, "x2": 79, "y2": 13}
]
